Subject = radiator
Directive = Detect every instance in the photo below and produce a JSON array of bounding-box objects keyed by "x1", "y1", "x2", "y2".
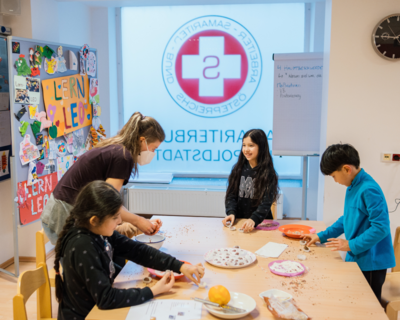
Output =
[{"x1": 127, "y1": 187, "x2": 283, "y2": 219}]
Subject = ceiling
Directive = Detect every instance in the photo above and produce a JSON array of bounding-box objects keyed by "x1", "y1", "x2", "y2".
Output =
[{"x1": 56, "y1": 0, "x2": 325, "y2": 8}]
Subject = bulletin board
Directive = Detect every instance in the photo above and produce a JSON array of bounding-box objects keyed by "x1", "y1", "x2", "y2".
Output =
[
  {"x1": 0, "y1": 36, "x2": 11, "y2": 182},
  {"x1": 8, "y1": 37, "x2": 101, "y2": 225}
]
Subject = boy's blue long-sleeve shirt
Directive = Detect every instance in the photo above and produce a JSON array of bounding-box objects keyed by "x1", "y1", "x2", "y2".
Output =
[{"x1": 317, "y1": 169, "x2": 395, "y2": 271}]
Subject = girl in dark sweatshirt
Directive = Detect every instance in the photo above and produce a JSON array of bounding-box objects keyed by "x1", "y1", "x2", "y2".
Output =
[
  {"x1": 54, "y1": 181, "x2": 205, "y2": 320},
  {"x1": 223, "y1": 129, "x2": 279, "y2": 232}
]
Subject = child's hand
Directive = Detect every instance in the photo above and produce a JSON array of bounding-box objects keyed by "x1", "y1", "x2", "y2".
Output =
[
  {"x1": 180, "y1": 263, "x2": 205, "y2": 285},
  {"x1": 325, "y1": 238, "x2": 350, "y2": 251},
  {"x1": 149, "y1": 219, "x2": 162, "y2": 235},
  {"x1": 151, "y1": 270, "x2": 175, "y2": 296},
  {"x1": 302, "y1": 234, "x2": 320, "y2": 246},
  {"x1": 242, "y1": 219, "x2": 255, "y2": 232},
  {"x1": 222, "y1": 215, "x2": 235, "y2": 227}
]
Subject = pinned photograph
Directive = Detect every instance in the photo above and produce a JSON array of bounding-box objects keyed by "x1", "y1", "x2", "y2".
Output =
[{"x1": 15, "y1": 89, "x2": 29, "y2": 103}]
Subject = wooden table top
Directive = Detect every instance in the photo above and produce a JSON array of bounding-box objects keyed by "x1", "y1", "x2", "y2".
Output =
[{"x1": 86, "y1": 216, "x2": 388, "y2": 320}]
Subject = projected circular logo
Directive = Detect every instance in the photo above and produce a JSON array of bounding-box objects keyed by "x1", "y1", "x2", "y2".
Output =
[{"x1": 162, "y1": 15, "x2": 262, "y2": 118}]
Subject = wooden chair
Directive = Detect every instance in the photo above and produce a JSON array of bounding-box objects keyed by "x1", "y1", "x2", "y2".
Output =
[
  {"x1": 382, "y1": 226, "x2": 400, "y2": 319},
  {"x1": 36, "y1": 229, "x2": 61, "y2": 287},
  {"x1": 271, "y1": 201, "x2": 277, "y2": 220},
  {"x1": 13, "y1": 262, "x2": 55, "y2": 320}
]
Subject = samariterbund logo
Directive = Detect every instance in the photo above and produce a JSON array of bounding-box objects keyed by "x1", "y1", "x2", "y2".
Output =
[{"x1": 162, "y1": 15, "x2": 262, "y2": 118}]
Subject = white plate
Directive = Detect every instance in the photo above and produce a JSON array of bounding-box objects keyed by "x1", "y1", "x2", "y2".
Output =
[
  {"x1": 259, "y1": 289, "x2": 293, "y2": 301},
  {"x1": 203, "y1": 292, "x2": 256, "y2": 319},
  {"x1": 204, "y1": 248, "x2": 257, "y2": 269}
]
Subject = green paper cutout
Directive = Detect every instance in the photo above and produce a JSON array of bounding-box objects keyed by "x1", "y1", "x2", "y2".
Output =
[
  {"x1": 42, "y1": 46, "x2": 54, "y2": 60},
  {"x1": 49, "y1": 124, "x2": 58, "y2": 139},
  {"x1": 15, "y1": 56, "x2": 31, "y2": 76},
  {"x1": 30, "y1": 120, "x2": 41, "y2": 136},
  {"x1": 34, "y1": 45, "x2": 43, "y2": 67},
  {"x1": 19, "y1": 121, "x2": 29, "y2": 136}
]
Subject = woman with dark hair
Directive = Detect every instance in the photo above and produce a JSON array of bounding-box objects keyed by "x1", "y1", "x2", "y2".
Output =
[
  {"x1": 41, "y1": 111, "x2": 165, "y2": 245},
  {"x1": 222, "y1": 129, "x2": 279, "y2": 232},
  {"x1": 54, "y1": 181, "x2": 205, "y2": 320}
]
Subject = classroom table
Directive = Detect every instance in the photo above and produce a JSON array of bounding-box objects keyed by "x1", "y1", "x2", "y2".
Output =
[{"x1": 86, "y1": 217, "x2": 388, "y2": 320}]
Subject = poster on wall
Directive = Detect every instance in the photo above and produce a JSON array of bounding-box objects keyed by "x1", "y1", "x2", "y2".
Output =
[
  {"x1": 42, "y1": 74, "x2": 92, "y2": 139},
  {"x1": 0, "y1": 145, "x2": 11, "y2": 181},
  {"x1": 17, "y1": 172, "x2": 57, "y2": 225}
]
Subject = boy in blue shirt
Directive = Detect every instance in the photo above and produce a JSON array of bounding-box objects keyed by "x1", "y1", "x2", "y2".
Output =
[{"x1": 303, "y1": 144, "x2": 395, "y2": 302}]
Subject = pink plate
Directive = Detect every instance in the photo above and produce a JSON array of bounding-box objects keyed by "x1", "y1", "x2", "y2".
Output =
[
  {"x1": 255, "y1": 220, "x2": 280, "y2": 231},
  {"x1": 268, "y1": 260, "x2": 306, "y2": 277}
]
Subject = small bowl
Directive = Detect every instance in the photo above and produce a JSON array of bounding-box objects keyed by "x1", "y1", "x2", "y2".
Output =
[
  {"x1": 135, "y1": 233, "x2": 166, "y2": 249},
  {"x1": 203, "y1": 292, "x2": 256, "y2": 319}
]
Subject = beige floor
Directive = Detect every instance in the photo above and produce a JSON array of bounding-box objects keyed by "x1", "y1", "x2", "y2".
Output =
[{"x1": 0, "y1": 256, "x2": 58, "y2": 320}]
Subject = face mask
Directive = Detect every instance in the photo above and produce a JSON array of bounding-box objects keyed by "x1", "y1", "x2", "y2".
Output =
[{"x1": 137, "y1": 140, "x2": 155, "y2": 166}]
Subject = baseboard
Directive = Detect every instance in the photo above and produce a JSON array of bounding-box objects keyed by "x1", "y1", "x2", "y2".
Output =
[
  {"x1": 0, "y1": 257, "x2": 15, "y2": 270},
  {"x1": 0, "y1": 250, "x2": 55, "y2": 270}
]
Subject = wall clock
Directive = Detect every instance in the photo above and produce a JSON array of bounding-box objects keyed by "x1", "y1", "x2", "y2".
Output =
[{"x1": 372, "y1": 14, "x2": 400, "y2": 60}]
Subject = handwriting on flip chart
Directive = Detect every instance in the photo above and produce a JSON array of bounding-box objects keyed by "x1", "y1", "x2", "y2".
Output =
[{"x1": 275, "y1": 64, "x2": 323, "y2": 100}]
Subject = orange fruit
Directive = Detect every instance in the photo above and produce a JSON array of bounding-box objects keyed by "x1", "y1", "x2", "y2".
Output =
[{"x1": 208, "y1": 285, "x2": 231, "y2": 305}]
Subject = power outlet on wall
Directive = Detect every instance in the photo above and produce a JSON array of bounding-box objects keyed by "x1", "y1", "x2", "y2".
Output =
[{"x1": 381, "y1": 153, "x2": 400, "y2": 162}]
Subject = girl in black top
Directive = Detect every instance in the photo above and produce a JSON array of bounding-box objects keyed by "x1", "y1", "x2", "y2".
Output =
[
  {"x1": 54, "y1": 181, "x2": 205, "y2": 320},
  {"x1": 223, "y1": 129, "x2": 279, "y2": 232}
]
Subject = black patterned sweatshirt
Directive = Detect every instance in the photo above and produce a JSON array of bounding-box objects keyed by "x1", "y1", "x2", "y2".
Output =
[
  {"x1": 58, "y1": 227, "x2": 183, "y2": 320},
  {"x1": 225, "y1": 161, "x2": 274, "y2": 225}
]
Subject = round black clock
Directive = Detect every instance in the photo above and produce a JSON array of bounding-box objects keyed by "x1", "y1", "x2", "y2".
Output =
[{"x1": 372, "y1": 14, "x2": 400, "y2": 60}]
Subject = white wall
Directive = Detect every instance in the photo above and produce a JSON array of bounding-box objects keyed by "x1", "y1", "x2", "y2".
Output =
[{"x1": 320, "y1": 0, "x2": 400, "y2": 241}]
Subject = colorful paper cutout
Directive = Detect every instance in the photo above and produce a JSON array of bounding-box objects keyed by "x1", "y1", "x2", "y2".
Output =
[
  {"x1": 79, "y1": 44, "x2": 89, "y2": 76},
  {"x1": 12, "y1": 42, "x2": 20, "y2": 54},
  {"x1": 35, "y1": 111, "x2": 52, "y2": 131},
  {"x1": 68, "y1": 50, "x2": 78, "y2": 70},
  {"x1": 30, "y1": 67, "x2": 40, "y2": 77},
  {"x1": 34, "y1": 46, "x2": 43, "y2": 68},
  {"x1": 49, "y1": 124, "x2": 58, "y2": 138},
  {"x1": 57, "y1": 155, "x2": 74, "y2": 181},
  {"x1": 64, "y1": 132, "x2": 74, "y2": 153},
  {"x1": 42, "y1": 135, "x2": 49, "y2": 158},
  {"x1": 36, "y1": 161, "x2": 45, "y2": 175},
  {"x1": 72, "y1": 128, "x2": 85, "y2": 156},
  {"x1": 87, "y1": 52, "x2": 96, "y2": 77},
  {"x1": 29, "y1": 48, "x2": 35, "y2": 68},
  {"x1": 18, "y1": 172, "x2": 57, "y2": 225},
  {"x1": 1, "y1": 150, "x2": 9, "y2": 175},
  {"x1": 56, "y1": 46, "x2": 67, "y2": 73},
  {"x1": 35, "y1": 133, "x2": 43, "y2": 145},
  {"x1": 14, "y1": 105, "x2": 27, "y2": 121},
  {"x1": 27, "y1": 161, "x2": 39, "y2": 186},
  {"x1": 30, "y1": 120, "x2": 41, "y2": 136},
  {"x1": 42, "y1": 46, "x2": 54, "y2": 60},
  {"x1": 44, "y1": 57, "x2": 57, "y2": 74},
  {"x1": 19, "y1": 121, "x2": 29, "y2": 136},
  {"x1": 89, "y1": 78, "x2": 99, "y2": 105},
  {"x1": 56, "y1": 140, "x2": 67, "y2": 157},
  {"x1": 29, "y1": 105, "x2": 38, "y2": 119},
  {"x1": 14, "y1": 76, "x2": 41, "y2": 104},
  {"x1": 15, "y1": 55, "x2": 31, "y2": 76},
  {"x1": 42, "y1": 74, "x2": 92, "y2": 138},
  {"x1": 38, "y1": 149, "x2": 45, "y2": 160},
  {"x1": 19, "y1": 134, "x2": 40, "y2": 165}
]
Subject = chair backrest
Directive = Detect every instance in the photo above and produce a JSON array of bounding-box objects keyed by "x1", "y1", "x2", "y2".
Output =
[
  {"x1": 393, "y1": 227, "x2": 400, "y2": 272},
  {"x1": 36, "y1": 229, "x2": 48, "y2": 267},
  {"x1": 271, "y1": 201, "x2": 277, "y2": 220},
  {"x1": 13, "y1": 262, "x2": 52, "y2": 320}
]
